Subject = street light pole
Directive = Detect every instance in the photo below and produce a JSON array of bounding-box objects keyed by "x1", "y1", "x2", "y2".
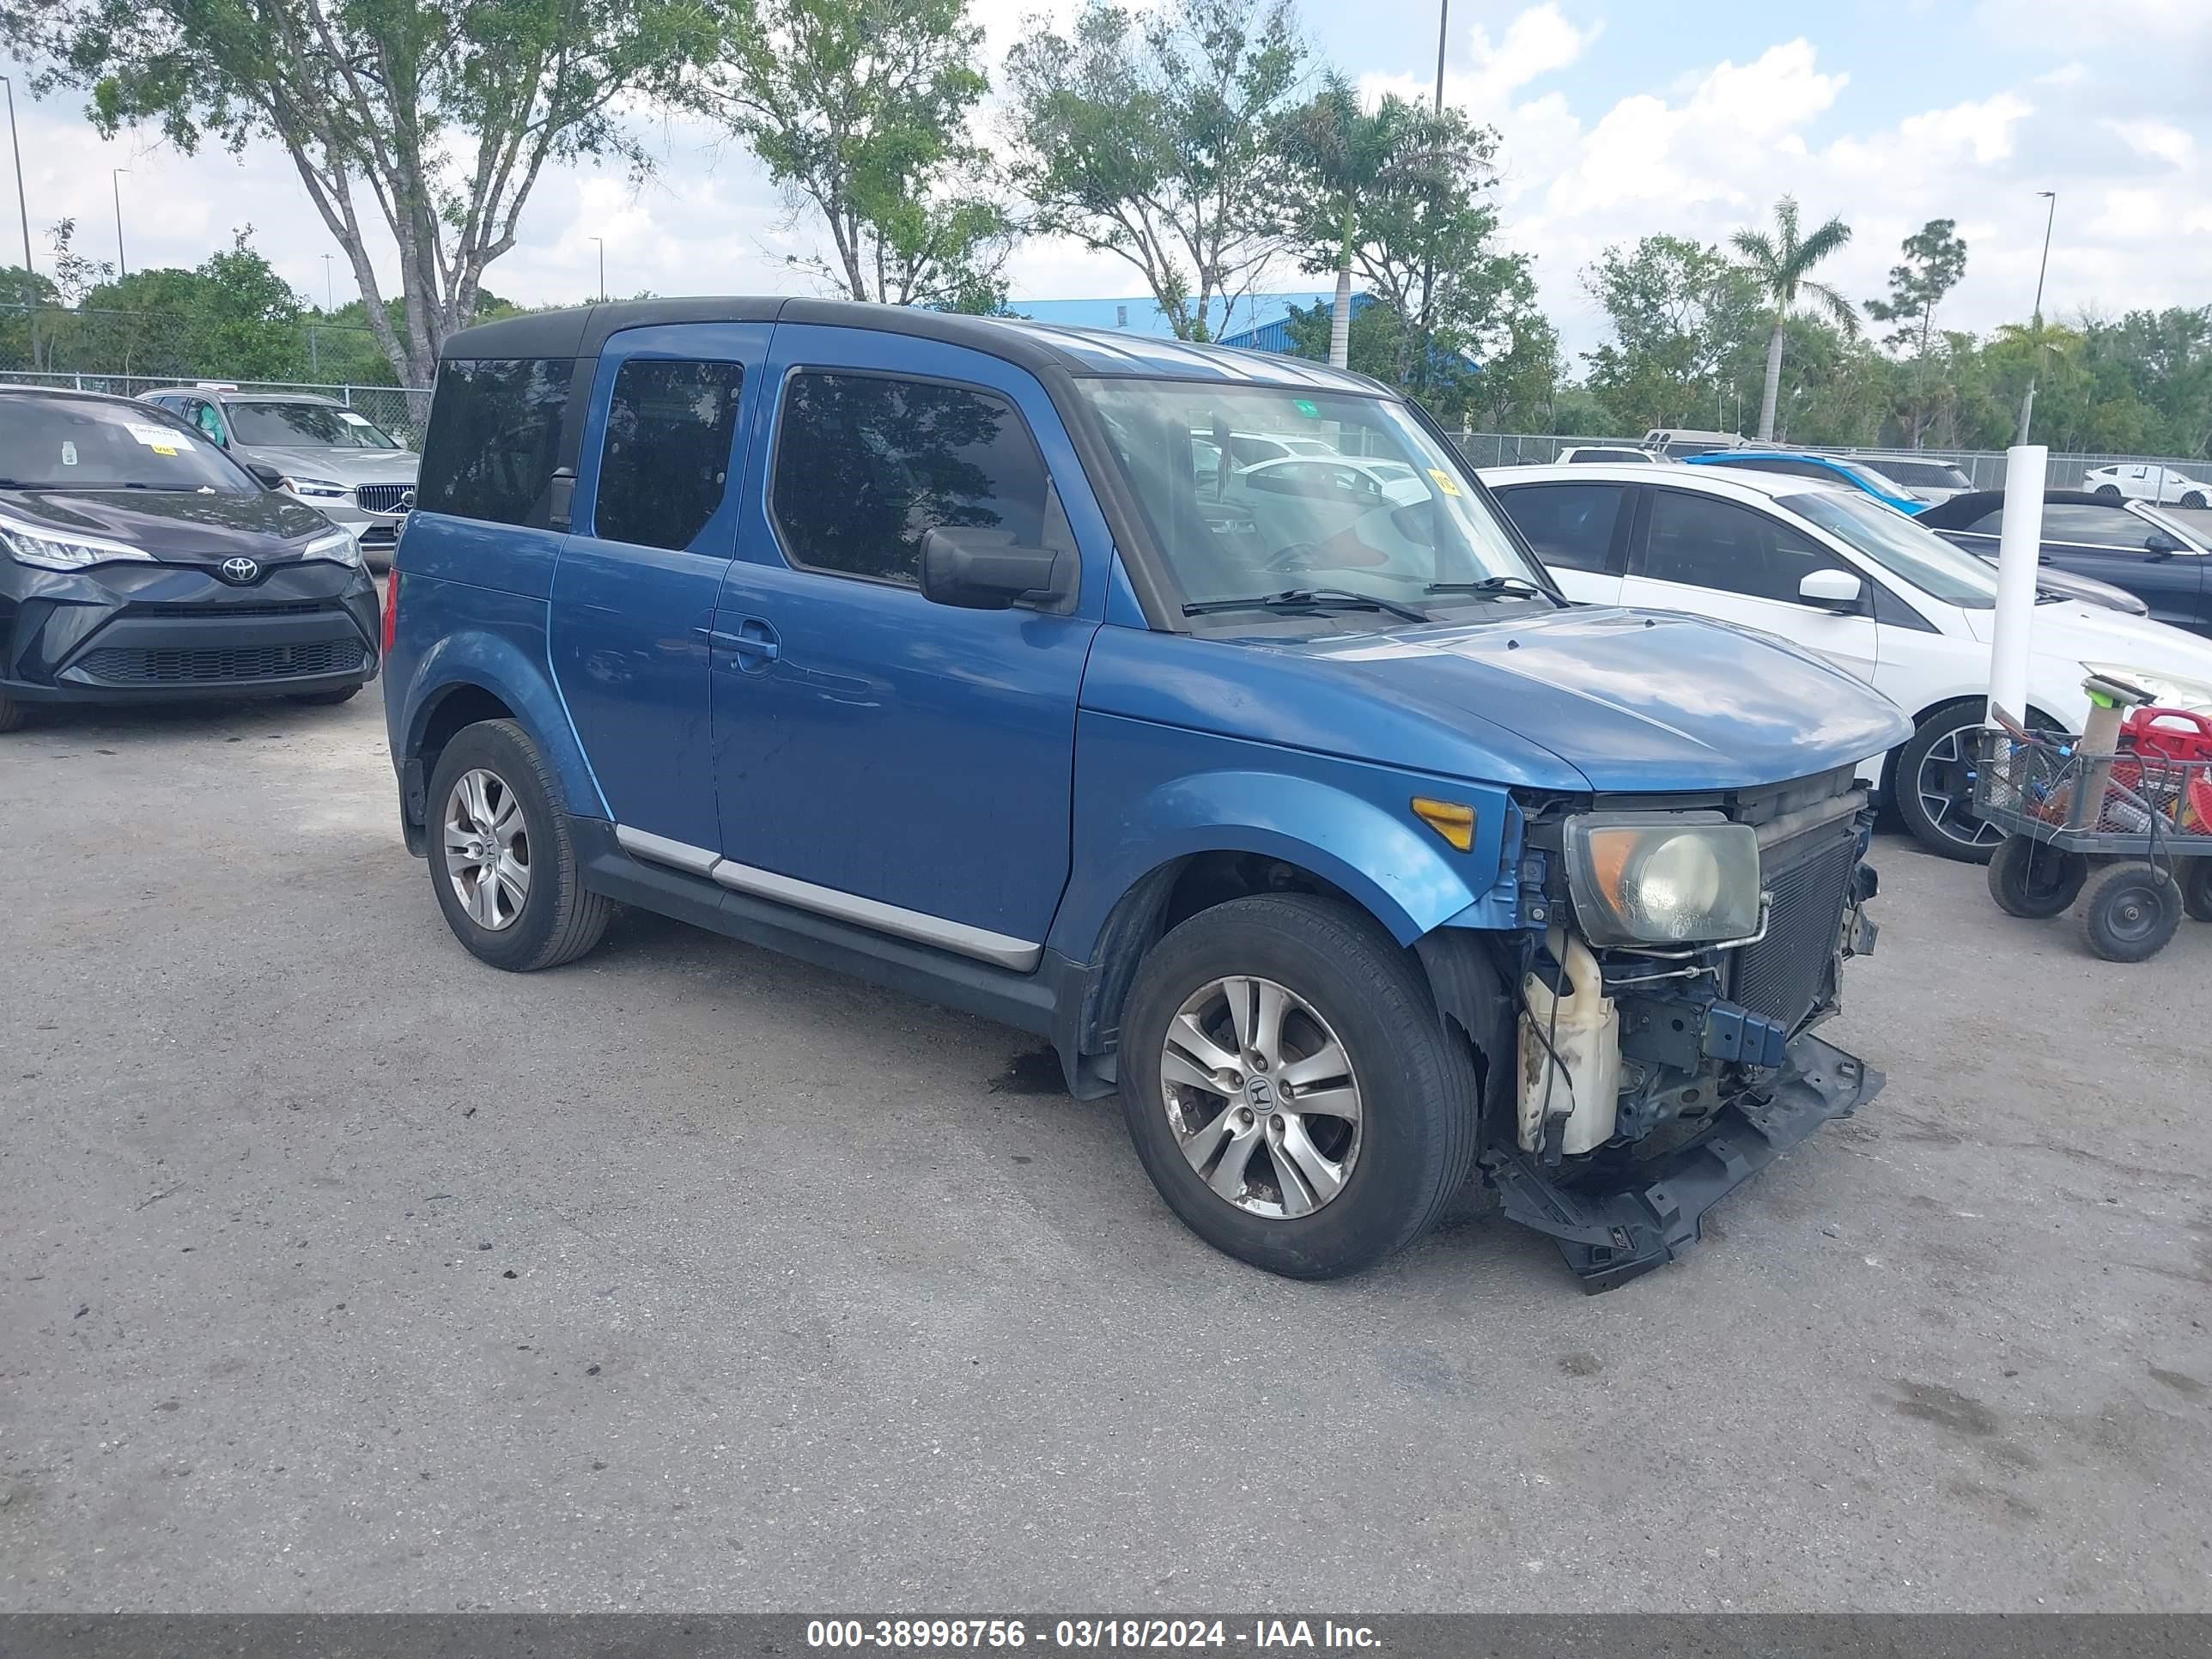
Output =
[
  {"x1": 0, "y1": 75, "x2": 33, "y2": 367},
  {"x1": 111, "y1": 167, "x2": 128, "y2": 279},
  {"x1": 321, "y1": 252, "x2": 335, "y2": 311},
  {"x1": 1432, "y1": 0, "x2": 1449, "y2": 111},
  {"x1": 589, "y1": 235, "x2": 605, "y2": 303},
  {"x1": 2017, "y1": 191, "x2": 2057, "y2": 444}
]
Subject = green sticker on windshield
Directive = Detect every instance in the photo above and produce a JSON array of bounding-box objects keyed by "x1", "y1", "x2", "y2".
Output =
[{"x1": 1294, "y1": 398, "x2": 1320, "y2": 417}]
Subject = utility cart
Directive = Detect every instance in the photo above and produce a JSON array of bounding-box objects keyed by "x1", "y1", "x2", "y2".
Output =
[{"x1": 1977, "y1": 684, "x2": 2212, "y2": 961}]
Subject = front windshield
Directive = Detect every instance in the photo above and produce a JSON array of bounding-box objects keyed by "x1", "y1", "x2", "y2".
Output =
[
  {"x1": 228, "y1": 401, "x2": 401, "y2": 449},
  {"x1": 1076, "y1": 380, "x2": 1551, "y2": 611},
  {"x1": 1783, "y1": 489, "x2": 1998, "y2": 607},
  {"x1": 0, "y1": 396, "x2": 257, "y2": 494}
]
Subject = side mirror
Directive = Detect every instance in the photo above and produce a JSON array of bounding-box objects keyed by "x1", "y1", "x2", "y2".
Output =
[
  {"x1": 1799, "y1": 568, "x2": 1865, "y2": 611},
  {"x1": 920, "y1": 526, "x2": 1069, "y2": 611},
  {"x1": 2145, "y1": 532, "x2": 2184, "y2": 558},
  {"x1": 246, "y1": 461, "x2": 287, "y2": 490}
]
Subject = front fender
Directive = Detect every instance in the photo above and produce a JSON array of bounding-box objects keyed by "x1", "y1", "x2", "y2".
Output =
[
  {"x1": 1054, "y1": 718, "x2": 1524, "y2": 959},
  {"x1": 400, "y1": 607, "x2": 607, "y2": 822}
]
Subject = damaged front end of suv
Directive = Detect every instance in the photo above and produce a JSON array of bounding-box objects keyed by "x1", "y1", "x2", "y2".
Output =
[{"x1": 1425, "y1": 764, "x2": 1886, "y2": 1291}]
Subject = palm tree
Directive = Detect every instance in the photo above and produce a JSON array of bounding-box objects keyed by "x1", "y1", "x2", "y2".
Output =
[
  {"x1": 1280, "y1": 73, "x2": 1407, "y2": 370},
  {"x1": 1731, "y1": 197, "x2": 1857, "y2": 442}
]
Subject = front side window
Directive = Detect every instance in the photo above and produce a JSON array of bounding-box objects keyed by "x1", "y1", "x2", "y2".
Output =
[
  {"x1": 1074, "y1": 380, "x2": 1550, "y2": 612},
  {"x1": 593, "y1": 359, "x2": 744, "y2": 552},
  {"x1": 770, "y1": 372, "x2": 1059, "y2": 587},
  {"x1": 227, "y1": 401, "x2": 402, "y2": 449},
  {"x1": 2043, "y1": 503, "x2": 2148, "y2": 546},
  {"x1": 416, "y1": 357, "x2": 575, "y2": 529},
  {"x1": 192, "y1": 402, "x2": 228, "y2": 445},
  {"x1": 1644, "y1": 489, "x2": 1851, "y2": 605},
  {"x1": 0, "y1": 395, "x2": 256, "y2": 493},
  {"x1": 1494, "y1": 483, "x2": 1625, "y2": 574}
]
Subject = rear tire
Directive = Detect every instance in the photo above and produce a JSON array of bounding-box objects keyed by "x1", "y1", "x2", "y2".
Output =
[
  {"x1": 1896, "y1": 704, "x2": 2003, "y2": 863},
  {"x1": 2183, "y1": 860, "x2": 2212, "y2": 923},
  {"x1": 2075, "y1": 861, "x2": 2182, "y2": 962},
  {"x1": 426, "y1": 719, "x2": 614, "y2": 972},
  {"x1": 1986, "y1": 836, "x2": 2087, "y2": 918},
  {"x1": 1116, "y1": 894, "x2": 1480, "y2": 1280}
]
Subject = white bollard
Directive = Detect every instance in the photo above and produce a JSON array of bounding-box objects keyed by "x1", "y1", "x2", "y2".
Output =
[{"x1": 1985, "y1": 445, "x2": 2047, "y2": 729}]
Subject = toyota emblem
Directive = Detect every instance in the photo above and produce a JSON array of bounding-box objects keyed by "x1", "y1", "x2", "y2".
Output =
[{"x1": 219, "y1": 556, "x2": 260, "y2": 585}]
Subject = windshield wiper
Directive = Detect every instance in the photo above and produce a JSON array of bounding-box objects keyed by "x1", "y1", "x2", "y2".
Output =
[
  {"x1": 1182, "y1": 587, "x2": 1428, "y2": 623},
  {"x1": 1425, "y1": 576, "x2": 1546, "y2": 599}
]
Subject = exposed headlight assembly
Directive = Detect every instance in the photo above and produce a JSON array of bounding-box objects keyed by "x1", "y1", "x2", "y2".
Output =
[
  {"x1": 300, "y1": 527, "x2": 360, "y2": 567},
  {"x1": 1563, "y1": 811, "x2": 1764, "y2": 947},
  {"x1": 0, "y1": 512, "x2": 155, "y2": 571}
]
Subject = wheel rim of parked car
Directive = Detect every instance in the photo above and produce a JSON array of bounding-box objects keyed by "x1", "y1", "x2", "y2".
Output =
[
  {"x1": 1160, "y1": 975, "x2": 1363, "y2": 1220},
  {"x1": 1915, "y1": 732, "x2": 2003, "y2": 853},
  {"x1": 443, "y1": 768, "x2": 531, "y2": 931}
]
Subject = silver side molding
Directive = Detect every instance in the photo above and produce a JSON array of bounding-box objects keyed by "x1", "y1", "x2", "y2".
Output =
[{"x1": 612, "y1": 824, "x2": 1043, "y2": 973}]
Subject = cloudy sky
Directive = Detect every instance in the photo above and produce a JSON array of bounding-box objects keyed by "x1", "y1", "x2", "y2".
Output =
[{"x1": 3, "y1": 0, "x2": 2209, "y2": 368}]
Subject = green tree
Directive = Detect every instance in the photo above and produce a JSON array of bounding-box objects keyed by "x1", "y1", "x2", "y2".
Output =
[
  {"x1": 1580, "y1": 234, "x2": 1759, "y2": 433},
  {"x1": 7, "y1": 0, "x2": 720, "y2": 385},
  {"x1": 1277, "y1": 71, "x2": 1405, "y2": 369},
  {"x1": 702, "y1": 0, "x2": 1015, "y2": 309},
  {"x1": 1730, "y1": 196, "x2": 1856, "y2": 442},
  {"x1": 1864, "y1": 217, "x2": 1966, "y2": 447},
  {"x1": 1004, "y1": 0, "x2": 1304, "y2": 341}
]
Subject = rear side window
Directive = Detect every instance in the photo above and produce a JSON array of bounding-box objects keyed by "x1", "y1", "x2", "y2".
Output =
[
  {"x1": 593, "y1": 359, "x2": 745, "y2": 551},
  {"x1": 1495, "y1": 482, "x2": 1625, "y2": 574},
  {"x1": 417, "y1": 356, "x2": 574, "y2": 528},
  {"x1": 770, "y1": 372, "x2": 1058, "y2": 587},
  {"x1": 2042, "y1": 503, "x2": 2145, "y2": 546}
]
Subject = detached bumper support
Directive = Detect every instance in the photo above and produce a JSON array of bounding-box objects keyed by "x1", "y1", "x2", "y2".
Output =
[{"x1": 1483, "y1": 1031, "x2": 1882, "y2": 1292}]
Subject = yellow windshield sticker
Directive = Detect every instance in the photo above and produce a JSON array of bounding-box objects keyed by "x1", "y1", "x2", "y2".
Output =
[{"x1": 1426, "y1": 468, "x2": 1462, "y2": 497}]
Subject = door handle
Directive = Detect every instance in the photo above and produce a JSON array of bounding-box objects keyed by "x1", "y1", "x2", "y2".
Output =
[{"x1": 708, "y1": 617, "x2": 780, "y2": 670}]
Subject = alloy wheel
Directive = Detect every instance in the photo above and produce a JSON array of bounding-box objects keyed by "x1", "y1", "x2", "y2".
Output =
[
  {"x1": 1160, "y1": 975, "x2": 1364, "y2": 1220},
  {"x1": 443, "y1": 767, "x2": 531, "y2": 930},
  {"x1": 1915, "y1": 728, "x2": 2004, "y2": 853}
]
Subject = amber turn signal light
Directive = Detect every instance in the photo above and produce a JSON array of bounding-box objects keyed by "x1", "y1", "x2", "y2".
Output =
[{"x1": 1411, "y1": 797, "x2": 1475, "y2": 852}]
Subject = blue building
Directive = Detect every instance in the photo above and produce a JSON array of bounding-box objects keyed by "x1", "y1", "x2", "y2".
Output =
[{"x1": 1006, "y1": 291, "x2": 1367, "y2": 352}]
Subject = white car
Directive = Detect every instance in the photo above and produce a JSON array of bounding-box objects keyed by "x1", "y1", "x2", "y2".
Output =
[
  {"x1": 1556, "y1": 445, "x2": 1659, "y2": 465},
  {"x1": 1482, "y1": 462, "x2": 2212, "y2": 860},
  {"x1": 2081, "y1": 464, "x2": 2210, "y2": 509},
  {"x1": 1234, "y1": 454, "x2": 1430, "y2": 507}
]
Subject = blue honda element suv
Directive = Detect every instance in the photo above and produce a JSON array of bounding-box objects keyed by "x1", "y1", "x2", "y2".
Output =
[{"x1": 384, "y1": 299, "x2": 1911, "y2": 1289}]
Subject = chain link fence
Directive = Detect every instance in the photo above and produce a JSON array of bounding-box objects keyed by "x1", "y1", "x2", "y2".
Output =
[
  {"x1": 0, "y1": 369, "x2": 430, "y2": 446},
  {"x1": 1450, "y1": 430, "x2": 2207, "y2": 493}
]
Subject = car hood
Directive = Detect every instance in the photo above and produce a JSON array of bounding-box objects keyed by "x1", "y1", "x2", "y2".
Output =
[
  {"x1": 0, "y1": 488, "x2": 336, "y2": 561},
  {"x1": 1299, "y1": 607, "x2": 1912, "y2": 793},
  {"x1": 236, "y1": 444, "x2": 420, "y2": 484},
  {"x1": 1963, "y1": 601, "x2": 2212, "y2": 696},
  {"x1": 1089, "y1": 605, "x2": 1912, "y2": 795}
]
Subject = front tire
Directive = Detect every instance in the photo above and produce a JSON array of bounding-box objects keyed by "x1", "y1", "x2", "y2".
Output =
[
  {"x1": 426, "y1": 719, "x2": 614, "y2": 972},
  {"x1": 2095, "y1": 484, "x2": 2124, "y2": 501},
  {"x1": 1896, "y1": 704, "x2": 2004, "y2": 862},
  {"x1": 2183, "y1": 491, "x2": 2208, "y2": 511},
  {"x1": 1116, "y1": 894, "x2": 1479, "y2": 1279},
  {"x1": 0, "y1": 687, "x2": 23, "y2": 732},
  {"x1": 2075, "y1": 861, "x2": 2182, "y2": 962},
  {"x1": 1987, "y1": 836, "x2": 2087, "y2": 918}
]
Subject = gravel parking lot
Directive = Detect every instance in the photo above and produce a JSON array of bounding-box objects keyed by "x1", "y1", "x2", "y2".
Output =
[{"x1": 3, "y1": 673, "x2": 2209, "y2": 1613}]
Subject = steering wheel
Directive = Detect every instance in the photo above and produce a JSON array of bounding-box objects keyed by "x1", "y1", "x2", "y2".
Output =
[{"x1": 1264, "y1": 541, "x2": 1324, "y2": 574}]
